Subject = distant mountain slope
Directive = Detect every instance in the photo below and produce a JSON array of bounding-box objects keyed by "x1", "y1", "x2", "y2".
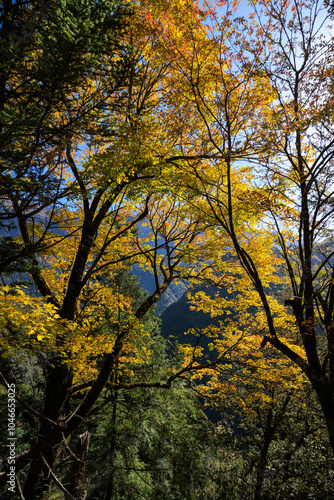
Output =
[
  {"x1": 131, "y1": 265, "x2": 187, "y2": 313},
  {"x1": 160, "y1": 284, "x2": 236, "y2": 352}
]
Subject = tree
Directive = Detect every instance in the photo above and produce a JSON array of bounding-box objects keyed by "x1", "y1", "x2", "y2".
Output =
[
  {"x1": 4, "y1": 0, "x2": 334, "y2": 496},
  {"x1": 192, "y1": 335, "x2": 332, "y2": 499},
  {"x1": 0, "y1": 0, "x2": 219, "y2": 497},
  {"x1": 0, "y1": 165, "x2": 209, "y2": 499},
  {"x1": 0, "y1": 0, "x2": 132, "y2": 272},
  {"x1": 167, "y1": 0, "x2": 334, "y2": 452},
  {"x1": 86, "y1": 379, "x2": 220, "y2": 500},
  {"x1": 197, "y1": 355, "x2": 334, "y2": 499}
]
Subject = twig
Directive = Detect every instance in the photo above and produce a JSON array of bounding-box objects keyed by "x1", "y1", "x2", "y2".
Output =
[
  {"x1": 15, "y1": 475, "x2": 26, "y2": 500},
  {"x1": 40, "y1": 455, "x2": 76, "y2": 500},
  {"x1": 61, "y1": 432, "x2": 84, "y2": 464}
]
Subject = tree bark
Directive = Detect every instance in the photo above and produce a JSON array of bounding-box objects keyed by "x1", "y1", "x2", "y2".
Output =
[{"x1": 68, "y1": 431, "x2": 91, "y2": 500}]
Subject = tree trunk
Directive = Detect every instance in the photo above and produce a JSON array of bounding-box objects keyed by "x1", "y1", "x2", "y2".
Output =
[
  {"x1": 68, "y1": 431, "x2": 91, "y2": 500},
  {"x1": 315, "y1": 383, "x2": 334, "y2": 453},
  {"x1": 105, "y1": 390, "x2": 118, "y2": 500},
  {"x1": 254, "y1": 433, "x2": 272, "y2": 500},
  {"x1": 23, "y1": 362, "x2": 73, "y2": 499}
]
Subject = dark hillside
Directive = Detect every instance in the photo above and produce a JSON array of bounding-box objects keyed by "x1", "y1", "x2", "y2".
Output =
[
  {"x1": 160, "y1": 284, "x2": 236, "y2": 352},
  {"x1": 132, "y1": 264, "x2": 187, "y2": 313}
]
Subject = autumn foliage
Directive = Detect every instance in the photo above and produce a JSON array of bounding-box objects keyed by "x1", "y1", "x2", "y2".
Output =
[{"x1": 1, "y1": 0, "x2": 334, "y2": 498}]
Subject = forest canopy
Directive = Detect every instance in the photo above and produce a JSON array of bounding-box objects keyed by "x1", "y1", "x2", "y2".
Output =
[{"x1": 1, "y1": 0, "x2": 334, "y2": 498}]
